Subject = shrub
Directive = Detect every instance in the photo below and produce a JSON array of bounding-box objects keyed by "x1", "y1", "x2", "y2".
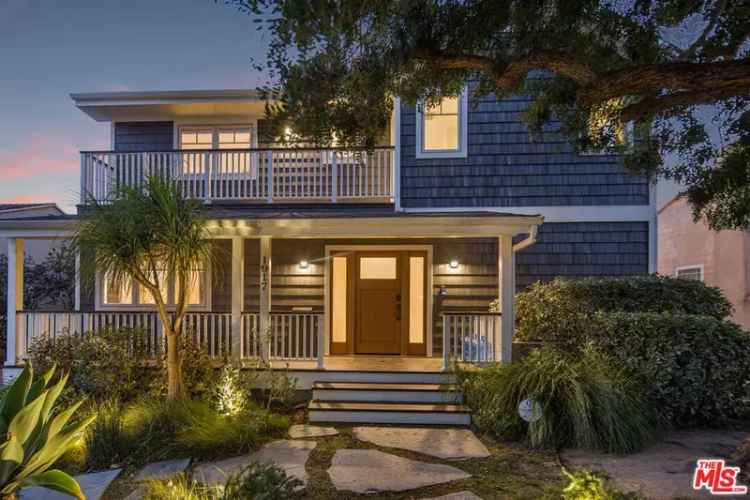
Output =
[
  {"x1": 562, "y1": 469, "x2": 638, "y2": 500},
  {"x1": 149, "y1": 341, "x2": 217, "y2": 400},
  {"x1": 573, "y1": 312, "x2": 750, "y2": 426},
  {"x1": 461, "y1": 346, "x2": 656, "y2": 453},
  {"x1": 516, "y1": 276, "x2": 733, "y2": 343},
  {"x1": 222, "y1": 461, "x2": 302, "y2": 499},
  {"x1": 28, "y1": 326, "x2": 156, "y2": 402}
]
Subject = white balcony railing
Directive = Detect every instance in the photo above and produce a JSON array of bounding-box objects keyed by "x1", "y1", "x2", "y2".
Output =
[
  {"x1": 80, "y1": 147, "x2": 394, "y2": 204},
  {"x1": 442, "y1": 313, "x2": 501, "y2": 368}
]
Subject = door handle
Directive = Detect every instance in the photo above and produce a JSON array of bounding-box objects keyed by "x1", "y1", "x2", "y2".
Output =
[{"x1": 395, "y1": 294, "x2": 401, "y2": 320}]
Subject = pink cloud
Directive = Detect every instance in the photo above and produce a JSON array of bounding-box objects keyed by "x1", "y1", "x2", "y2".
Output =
[
  {"x1": 0, "y1": 136, "x2": 79, "y2": 181},
  {"x1": 0, "y1": 194, "x2": 56, "y2": 204}
]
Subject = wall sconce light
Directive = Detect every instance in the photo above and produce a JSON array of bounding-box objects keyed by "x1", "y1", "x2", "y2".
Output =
[
  {"x1": 299, "y1": 260, "x2": 309, "y2": 270},
  {"x1": 449, "y1": 259, "x2": 459, "y2": 269}
]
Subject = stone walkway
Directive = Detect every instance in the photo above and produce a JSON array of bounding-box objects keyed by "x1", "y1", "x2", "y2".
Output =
[
  {"x1": 20, "y1": 469, "x2": 121, "y2": 500},
  {"x1": 328, "y1": 449, "x2": 471, "y2": 494},
  {"x1": 110, "y1": 426, "x2": 486, "y2": 498},
  {"x1": 562, "y1": 430, "x2": 749, "y2": 499},
  {"x1": 354, "y1": 426, "x2": 490, "y2": 459}
]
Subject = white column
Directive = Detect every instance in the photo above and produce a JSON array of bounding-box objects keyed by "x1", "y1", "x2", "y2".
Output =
[
  {"x1": 5, "y1": 239, "x2": 23, "y2": 366},
  {"x1": 231, "y1": 237, "x2": 244, "y2": 363},
  {"x1": 259, "y1": 236, "x2": 272, "y2": 362},
  {"x1": 498, "y1": 235, "x2": 515, "y2": 363},
  {"x1": 74, "y1": 251, "x2": 81, "y2": 311}
]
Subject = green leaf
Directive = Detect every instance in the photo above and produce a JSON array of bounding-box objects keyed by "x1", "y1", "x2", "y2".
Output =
[
  {"x1": 1, "y1": 364, "x2": 33, "y2": 424},
  {"x1": 18, "y1": 469, "x2": 84, "y2": 500},
  {"x1": 26, "y1": 364, "x2": 57, "y2": 405},
  {"x1": 0, "y1": 434, "x2": 23, "y2": 486},
  {"x1": 46, "y1": 399, "x2": 83, "y2": 439},
  {"x1": 40, "y1": 372, "x2": 69, "y2": 425},
  {"x1": 7, "y1": 392, "x2": 46, "y2": 448},
  {"x1": 20, "y1": 414, "x2": 95, "y2": 480}
]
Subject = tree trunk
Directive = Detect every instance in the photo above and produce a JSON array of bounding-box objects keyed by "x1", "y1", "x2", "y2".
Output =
[{"x1": 166, "y1": 330, "x2": 184, "y2": 400}]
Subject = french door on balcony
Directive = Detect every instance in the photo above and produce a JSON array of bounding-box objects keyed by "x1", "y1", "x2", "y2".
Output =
[{"x1": 330, "y1": 250, "x2": 427, "y2": 356}]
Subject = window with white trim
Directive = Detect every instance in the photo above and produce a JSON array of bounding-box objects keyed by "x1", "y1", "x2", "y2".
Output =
[
  {"x1": 416, "y1": 89, "x2": 468, "y2": 158},
  {"x1": 179, "y1": 126, "x2": 253, "y2": 174},
  {"x1": 100, "y1": 262, "x2": 209, "y2": 309},
  {"x1": 675, "y1": 265, "x2": 703, "y2": 281}
]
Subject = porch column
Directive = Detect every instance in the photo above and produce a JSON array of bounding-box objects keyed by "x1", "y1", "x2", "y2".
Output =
[
  {"x1": 259, "y1": 236, "x2": 272, "y2": 362},
  {"x1": 74, "y1": 251, "x2": 81, "y2": 311},
  {"x1": 231, "y1": 237, "x2": 244, "y2": 363},
  {"x1": 5, "y1": 239, "x2": 24, "y2": 366},
  {"x1": 498, "y1": 235, "x2": 515, "y2": 363}
]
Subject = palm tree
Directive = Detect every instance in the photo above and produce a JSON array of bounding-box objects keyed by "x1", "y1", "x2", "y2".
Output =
[{"x1": 74, "y1": 175, "x2": 214, "y2": 399}]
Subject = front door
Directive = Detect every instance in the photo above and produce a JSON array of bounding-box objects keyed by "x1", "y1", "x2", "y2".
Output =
[{"x1": 355, "y1": 252, "x2": 402, "y2": 354}]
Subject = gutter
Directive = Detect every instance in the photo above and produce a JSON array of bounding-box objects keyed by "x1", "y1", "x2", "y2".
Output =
[{"x1": 512, "y1": 225, "x2": 538, "y2": 252}]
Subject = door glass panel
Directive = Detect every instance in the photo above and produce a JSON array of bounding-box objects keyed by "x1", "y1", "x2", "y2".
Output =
[
  {"x1": 359, "y1": 257, "x2": 397, "y2": 280},
  {"x1": 332, "y1": 256, "x2": 347, "y2": 343},
  {"x1": 409, "y1": 256, "x2": 425, "y2": 344}
]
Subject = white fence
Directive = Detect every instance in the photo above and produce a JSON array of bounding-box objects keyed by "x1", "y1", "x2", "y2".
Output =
[
  {"x1": 16, "y1": 311, "x2": 323, "y2": 364},
  {"x1": 81, "y1": 148, "x2": 394, "y2": 204},
  {"x1": 442, "y1": 313, "x2": 501, "y2": 368}
]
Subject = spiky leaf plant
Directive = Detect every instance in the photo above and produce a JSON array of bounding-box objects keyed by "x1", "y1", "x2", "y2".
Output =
[{"x1": 0, "y1": 362, "x2": 94, "y2": 499}]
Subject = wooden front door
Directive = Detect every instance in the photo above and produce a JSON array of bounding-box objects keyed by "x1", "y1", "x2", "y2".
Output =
[{"x1": 355, "y1": 252, "x2": 402, "y2": 354}]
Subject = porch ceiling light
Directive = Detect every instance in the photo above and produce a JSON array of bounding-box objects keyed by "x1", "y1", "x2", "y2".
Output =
[
  {"x1": 449, "y1": 259, "x2": 459, "y2": 269},
  {"x1": 299, "y1": 260, "x2": 309, "y2": 270}
]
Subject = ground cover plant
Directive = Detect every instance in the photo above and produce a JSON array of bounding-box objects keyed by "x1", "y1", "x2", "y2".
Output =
[{"x1": 461, "y1": 346, "x2": 656, "y2": 454}]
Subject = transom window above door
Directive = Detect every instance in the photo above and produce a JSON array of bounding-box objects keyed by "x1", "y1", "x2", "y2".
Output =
[{"x1": 416, "y1": 88, "x2": 468, "y2": 159}]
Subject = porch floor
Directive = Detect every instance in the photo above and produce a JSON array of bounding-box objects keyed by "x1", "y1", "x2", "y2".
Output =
[{"x1": 265, "y1": 355, "x2": 444, "y2": 372}]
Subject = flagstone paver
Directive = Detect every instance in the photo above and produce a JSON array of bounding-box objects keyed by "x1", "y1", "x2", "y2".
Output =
[
  {"x1": 20, "y1": 468, "x2": 121, "y2": 500},
  {"x1": 423, "y1": 492, "x2": 483, "y2": 500},
  {"x1": 134, "y1": 458, "x2": 191, "y2": 482},
  {"x1": 194, "y1": 440, "x2": 317, "y2": 487},
  {"x1": 289, "y1": 424, "x2": 339, "y2": 439},
  {"x1": 353, "y1": 426, "x2": 491, "y2": 460},
  {"x1": 328, "y1": 449, "x2": 470, "y2": 493},
  {"x1": 562, "y1": 430, "x2": 749, "y2": 499}
]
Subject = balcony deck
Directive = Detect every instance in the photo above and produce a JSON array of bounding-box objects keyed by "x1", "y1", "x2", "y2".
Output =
[{"x1": 80, "y1": 147, "x2": 395, "y2": 204}]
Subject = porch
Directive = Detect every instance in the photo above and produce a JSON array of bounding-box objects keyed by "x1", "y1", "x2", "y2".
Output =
[{"x1": 2, "y1": 212, "x2": 542, "y2": 378}]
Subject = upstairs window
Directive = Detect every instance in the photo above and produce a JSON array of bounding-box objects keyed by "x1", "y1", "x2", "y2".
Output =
[
  {"x1": 179, "y1": 126, "x2": 253, "y2": 174},
  {"x1": 416, "y1": 89, "x2": 468, "y2": 159},
  {"x1": 675, "y1": 265, "x2": 703, "y2": 282}
]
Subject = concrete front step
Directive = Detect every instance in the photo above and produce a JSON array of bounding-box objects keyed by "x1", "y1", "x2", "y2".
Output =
[
  {"x1": 302, "y1": 370, "x2": 456, "y2": 385},
  {"x1": 313, "y1": 382, "x2": 463, "y2": 404},
  {"x1": 308, "y1": 401, "x2": 471, "y2": 426}
]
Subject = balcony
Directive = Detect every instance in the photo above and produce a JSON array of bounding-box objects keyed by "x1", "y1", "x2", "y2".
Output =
[{"x1": 80, "y1": 147, "x2": 395, "y2": 204}]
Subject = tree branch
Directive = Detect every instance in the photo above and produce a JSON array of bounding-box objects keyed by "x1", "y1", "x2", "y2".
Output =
[
  {"x1": 620, "y1": 85, "x2": 749, "y2": 122},
  {"x1": 681, "y1": 0, "x2": 727, "y2": 60}
]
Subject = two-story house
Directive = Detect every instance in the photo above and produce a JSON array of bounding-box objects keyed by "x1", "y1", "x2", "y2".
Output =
[{"x1": 0, "y1": 87, "x2": 655, "y2": 424}]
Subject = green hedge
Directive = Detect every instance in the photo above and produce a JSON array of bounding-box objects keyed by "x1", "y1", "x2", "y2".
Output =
[
  {"x1": 579, "y1": 312, "x2": 750, "y2": 426},
  {"x1": 516, "y1": 276, "x2": 733, "y2": 343}
]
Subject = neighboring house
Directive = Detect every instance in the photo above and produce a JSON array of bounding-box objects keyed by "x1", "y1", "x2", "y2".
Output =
[
  {"x1": 0, "y1": 87, "x2": 655, "y2": 423},
  {"x1": 658, "y1": 195, "x2": 750, "y2": 330},
  {"x1": 0, "y1": 203, "x2": 65, "y2": 261}
]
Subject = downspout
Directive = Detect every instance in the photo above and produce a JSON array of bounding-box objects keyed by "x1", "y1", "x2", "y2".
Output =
[{"x1": 512, "y1": 225, "x2": 538, "y2": 252}]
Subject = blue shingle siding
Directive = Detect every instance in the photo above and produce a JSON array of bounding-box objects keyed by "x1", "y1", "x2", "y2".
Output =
[
  {"x1": 114, "y1": 122, "x2": 173, "y2": 152},
  {"x1": 516, "y1": 222, "x2": 649, "y2": 290},
  {"x1": 399, "y1": 95, "x2": 650, "y2": 208}
]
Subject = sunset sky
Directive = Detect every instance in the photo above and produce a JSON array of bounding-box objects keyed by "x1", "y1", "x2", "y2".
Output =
[{"x1": 0, "y1": 0, "x2": 267, "y2": 212}]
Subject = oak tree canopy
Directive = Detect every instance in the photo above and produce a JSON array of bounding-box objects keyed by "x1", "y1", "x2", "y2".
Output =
[{"x1": 226, "y1": 0, "x2": 750, "y2": 229}]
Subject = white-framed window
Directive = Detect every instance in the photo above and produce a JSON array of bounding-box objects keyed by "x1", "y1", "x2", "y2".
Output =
[
  {"x1": 415, "y1": 88, "x2": 468, "y2": 159},
  {"x1": 98, "y1": 262, "x2": 210, "y2": 310},
  {"x1": 675, "y1": 265, "x2": 704, "y2": 282},
  {"x1": 178, "y1": 126, "x2": 254, "y2": 174}
]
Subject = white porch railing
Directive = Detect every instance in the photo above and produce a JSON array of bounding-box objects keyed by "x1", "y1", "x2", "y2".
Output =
[
  {"x1": 442, "y1": 313, "x2": 501, "y2": 369},
  {"x1": 80, "y1": 148, "x2": 394, "y2": 204},
  {"x1": 16, "y1": 311, "x2": 324, "y2": 364}
]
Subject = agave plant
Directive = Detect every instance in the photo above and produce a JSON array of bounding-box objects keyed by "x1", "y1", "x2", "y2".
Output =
[{"x1": 0, "y1": 362, "x2": 94, "y2": 499}]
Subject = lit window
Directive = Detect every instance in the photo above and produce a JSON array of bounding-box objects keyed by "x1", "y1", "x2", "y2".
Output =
[
  {"x1": 140, "y1": 264, "x2": 168, "y2": 305},
  {"x1": 103, "y1": 273, "x2": 132, "y2": 305},
  {"x1": 359, "y1": 257, "x2": 397, "y2": 280},
  {"x1": 174, "y1": 265, "x2": 206, "y2": 306},
  {"x1": 416, "y1": 89, "x2": 467, "y2": 158},
  {"x1": 179, "y1": 126, "x2": 253, "y2": 174},
  {"x1": 676, "y1": 266, "x2": 703, "y2": 281},
  {"x1": 424, "y1": 97, "x2": 459, "y2": 150}
]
